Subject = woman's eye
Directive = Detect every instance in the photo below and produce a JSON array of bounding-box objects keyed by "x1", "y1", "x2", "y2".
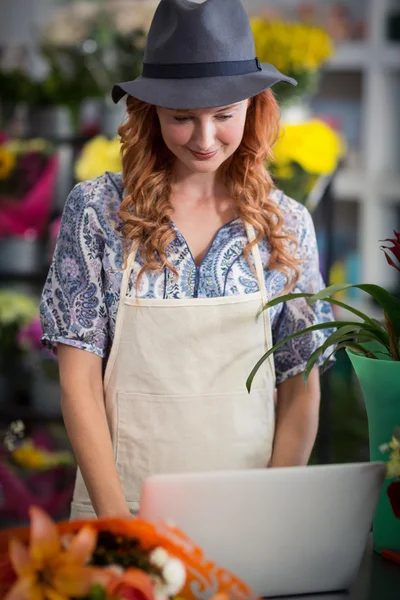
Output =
[
  {"x1": 216, "y1": 114, "x2": 233, "y2": 121},
  {"x1": 174, "y1": 116, "x2": 192, "y2": 123}
]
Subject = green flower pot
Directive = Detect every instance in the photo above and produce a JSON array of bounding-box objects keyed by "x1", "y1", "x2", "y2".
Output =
[{"x1": 346, "y1": 343, "x2": 400, "y2": 553}]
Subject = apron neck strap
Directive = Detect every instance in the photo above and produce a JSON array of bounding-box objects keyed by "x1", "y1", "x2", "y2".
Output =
[
  {"x1": 244, "y1": 223, "x2": 268, "y2": 305},
  {"x1": 120, "y1": 242, "x2": 140, "y2": 299}
]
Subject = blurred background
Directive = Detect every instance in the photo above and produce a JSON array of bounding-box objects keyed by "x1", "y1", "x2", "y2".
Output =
[{"x1": 0, "y1": 0, "x2": 399, "y2": 527}]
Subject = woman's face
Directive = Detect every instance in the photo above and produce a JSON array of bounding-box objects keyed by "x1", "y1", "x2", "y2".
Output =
[{"x1": 156, "y1": 100, "x2": 249, "y2": 174}]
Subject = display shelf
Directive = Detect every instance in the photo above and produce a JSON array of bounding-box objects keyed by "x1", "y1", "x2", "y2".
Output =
[
  {"x1": 383, "y1": 43, "x2": 400, "y2": 69},
  {"x1": 325, "y1": 41, "x2": 400, "y2": 71},
  {"x1": 325, "y1": 42, "x2": 369, "y2": 71},
  {"x1": 333, "y1": 169, "x2": 400, "y2": 202},
  {"x1": 323, "y1": 0, "x2": 400, "y2": 288},
  {"x1": 333, "y1": 168, "x2": 365, "y2": 201}
]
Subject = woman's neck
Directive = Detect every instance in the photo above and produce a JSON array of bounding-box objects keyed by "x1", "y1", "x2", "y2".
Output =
[{"x1": 171, "y1": 163, "x2": 228, "y2": 204}]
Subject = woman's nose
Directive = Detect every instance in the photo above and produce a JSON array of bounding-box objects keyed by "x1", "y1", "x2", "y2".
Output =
[{"x1": 192, "y1": 119, "x2": 216, "y2": 151}]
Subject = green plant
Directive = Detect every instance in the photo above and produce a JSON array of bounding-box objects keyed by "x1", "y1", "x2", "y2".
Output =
[{"x1": 247, "y1": 232, "x2": 400, "y2": 390}]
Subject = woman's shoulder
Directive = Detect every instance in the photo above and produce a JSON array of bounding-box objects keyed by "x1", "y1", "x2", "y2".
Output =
[
  {"x1": 68, "y1": 171, "x2": 123, "y2": 209},
  {"x1": 269, "y1": 187, "x2": 313, "y2": 238},
  {"x1": 63, "y1": 171, "x2": 124, "y2": 235}
]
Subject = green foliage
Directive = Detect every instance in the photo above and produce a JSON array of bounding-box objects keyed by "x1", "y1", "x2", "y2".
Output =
[{"x1": 247, "y1": 283, "x2": 400, "y2": 392}]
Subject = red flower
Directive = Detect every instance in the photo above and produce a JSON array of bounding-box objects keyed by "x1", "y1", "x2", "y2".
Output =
[
  {"x1": 387, "y1": 480, "x2": 400, "y2": 518},
  {"x1": 380, "y1": 231, "x2": 400, "y2": 272}
]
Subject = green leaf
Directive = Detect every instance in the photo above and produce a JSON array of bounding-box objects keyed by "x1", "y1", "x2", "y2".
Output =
[
  {"x1": 302, "y1": 326, "x2": 362, "y2": 382},
  {"x1": 319, "y1": 341, "x2": 376, "y2": 375},
  {"x1": 326, "y1": 298, "x2": 380, "y2": 327},
  {"x1": 309, "y1": 284, "x2": 400, "y2": 337},
  {"x1": 247, "y1": 320, "x2": 358, "y2": 392},
  {"x1": 260, "y1": 290, "x2": 381, "y2": 330},
  {"x1": 302, "y1": 327, "x2": 382, "y2": 382},
  {"x1": 259, "y1": 292, "x2": 314, "y2": 312},
  {"x1": 260, "y1": 288, "x2": 391, "y2": 346},
  {"x1": 88, "y1": 584, "x2": 108, "y2": 600}
]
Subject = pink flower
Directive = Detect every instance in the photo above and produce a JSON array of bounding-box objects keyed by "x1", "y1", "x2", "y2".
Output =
[
  {"x1": 50, "y1": 216, "x2": 62, "y2": 242},
  {"x1": 106, "y1": 568, "x2": 155, "y2": 600},
  {"x1": 381, "y1": 231, "x2": 400, "y2": 272},
  {"x1": 17, "y1": 318, "x2": 43, "y2": 352}
]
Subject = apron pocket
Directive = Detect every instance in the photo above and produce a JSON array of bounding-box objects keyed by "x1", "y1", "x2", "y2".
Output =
[{"x1": 115, "y1": 389, "x2": 275, "y2": 501}]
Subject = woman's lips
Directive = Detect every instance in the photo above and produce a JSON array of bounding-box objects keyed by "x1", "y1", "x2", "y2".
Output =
[{"x1": 188, "y1": 148, "x2": 219, "y2": 161}]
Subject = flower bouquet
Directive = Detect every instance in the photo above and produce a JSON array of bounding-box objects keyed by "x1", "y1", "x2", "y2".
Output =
[
  {"x1": 379, "y1": 428, "x2": 400, "y2": 563},
  {"x1": 380, "y1": 428, "x2": 400, "y2": 519},
  {"x1": 270, "y1": 119, "x2": 346, "y2": 207},
  {"x1": 0, "y1": 506, "x2": 257, "y2": 600},
  {"x1": 250, "y1": 18, "x2": 334, "y2": 107},
  {"x1": 0, "y1": 291, "x2": 38, "y2": 373},
  {"x1": 0, "y1": 422, "x2": 76, "y2": 523},
  {"x1": 0, "y1": 137, "x2": 57, "y2": 238}
]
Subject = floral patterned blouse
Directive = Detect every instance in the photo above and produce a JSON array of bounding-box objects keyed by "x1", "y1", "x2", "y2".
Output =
[{"x1": 40, "y1": 171, "x2": 335, "y2": 385}]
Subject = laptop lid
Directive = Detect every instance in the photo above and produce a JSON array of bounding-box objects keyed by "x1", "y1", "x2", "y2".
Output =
[{"x1": 139, "y1": 462, "x2": 385, "y2": 597}]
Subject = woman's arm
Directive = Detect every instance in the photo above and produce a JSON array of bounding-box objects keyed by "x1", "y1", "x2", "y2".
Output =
[
  {"x1": 58, "y1": 343, "x2": 131, "y2": 518},
  {"x1": 269, "y1": 366, "x2": 320, "y2": 467}
]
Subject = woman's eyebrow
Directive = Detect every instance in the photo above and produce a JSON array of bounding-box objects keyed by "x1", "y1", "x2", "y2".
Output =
[
  {"x1": 170, "y1": 103, "x2": 240, "y2": 116},
  {"x1": 214, "y1": 103, "x2": 239, "y2": 113}
]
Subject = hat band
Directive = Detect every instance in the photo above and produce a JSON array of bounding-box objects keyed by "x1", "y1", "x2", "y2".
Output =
[{"x1": 142, "y1": 58, "x2": 262, "y2": 79}]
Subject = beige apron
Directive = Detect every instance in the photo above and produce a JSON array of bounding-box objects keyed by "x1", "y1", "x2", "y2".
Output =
[{"x1": 70, "y1": 223, "x2": 276, "y2": 519}]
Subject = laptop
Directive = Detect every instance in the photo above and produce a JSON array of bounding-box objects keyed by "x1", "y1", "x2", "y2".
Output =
[{"x1": 139, "y1": 462, "x2": 385, "y2": 598}]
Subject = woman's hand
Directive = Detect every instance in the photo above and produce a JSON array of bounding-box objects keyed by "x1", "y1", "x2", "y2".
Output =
[
  {"x1": 58, "y1": 343, "x2": 131, "y2": 518},
  {"x1": 269, "y1": 366, "x2": 320, "y2": 467}
]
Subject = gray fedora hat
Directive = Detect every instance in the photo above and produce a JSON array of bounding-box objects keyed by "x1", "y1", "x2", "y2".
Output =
[{"x1": 111, "y1": 0, "x2": 297, "y2": 110}]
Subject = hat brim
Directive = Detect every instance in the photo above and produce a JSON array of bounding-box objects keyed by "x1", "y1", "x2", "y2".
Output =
[{"x1": 111, "y1": 63, "x2": 297, "y2": 109}]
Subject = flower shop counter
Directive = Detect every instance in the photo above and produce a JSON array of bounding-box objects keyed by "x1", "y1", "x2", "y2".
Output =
[{"x1": 267, "y1": 535, "x2": 399, "y2": 600}]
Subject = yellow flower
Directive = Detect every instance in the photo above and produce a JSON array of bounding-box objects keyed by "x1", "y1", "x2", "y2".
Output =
[
  {"x1": 5, "y1": 507, "x2": 103, "y2": 600},
  {"x1": 389, "y1": 435, "x2": 400, "y2": 451},
  {"x1": 0, "y1": 147, "x2": 16, "y2": 180},
  {"x1": 75, "y1": 136, "x2": 122, "y2": 182},
  {"x1": 387, "y1": 455, "x2": 400, "y2": 479},
  {"x1": 11, "y1": 441, "x2": 74, "y2": 470},
  {"x1": 250, "y1": 18, "x2": 334, "y2": 74},
  {"x1": 0, "y1": 292, "x2": 38, "y2": 327},
  {"x1": 273, "y1": 119, "x2": 346, "y2": 175},
  {"x1": 273, "y1": 163, "x2": 294, "y2": 180}
]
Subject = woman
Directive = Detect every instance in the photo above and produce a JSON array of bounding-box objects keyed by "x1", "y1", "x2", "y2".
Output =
[{"x1": 40, "y1": 0, "x2": 335, "y2": 520}]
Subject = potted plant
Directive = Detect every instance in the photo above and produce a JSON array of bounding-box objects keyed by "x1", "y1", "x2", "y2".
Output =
[{"x1": 247, "y1": 231, "x2": 400, "y2": 553}]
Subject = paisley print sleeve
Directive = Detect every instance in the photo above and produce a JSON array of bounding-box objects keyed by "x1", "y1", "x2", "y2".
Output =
[
  {"x1": 40, "y1": 182, "x2": 108, "y2": 357},
  {"x1": 273, "y1": 205, "x2": 336, "y2": 385}
]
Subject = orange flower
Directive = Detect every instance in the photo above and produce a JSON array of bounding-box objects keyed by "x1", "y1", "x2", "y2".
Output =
[
  {"x1": 106, "y1": 568, "x2": 155, "y2": 600},
  {"x1": 4, "y1": 506, "x2": 102, "y2": 600}
]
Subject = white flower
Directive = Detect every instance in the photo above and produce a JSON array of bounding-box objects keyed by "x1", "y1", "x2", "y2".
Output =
[
  {"x1": 150, "y1": 574, "x2": 168, "y2": 600},
  {"x1": 149, "y1": 547, "x2": 169, "y2": 569},
  {"x1": 105, "y1": 564, "x2": 125, "y2": 576},
  {"x1": 162, "y1": 557, "x2": 186, "y2": 596}
]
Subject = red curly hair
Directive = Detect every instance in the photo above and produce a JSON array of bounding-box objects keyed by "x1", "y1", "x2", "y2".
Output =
[{"x1": 118, "y1": 90, "x2": 300, "y2": 290}]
